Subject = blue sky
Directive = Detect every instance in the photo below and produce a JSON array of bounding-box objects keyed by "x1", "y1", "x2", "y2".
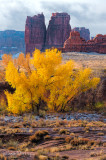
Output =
[{"x1": 0, "y1": 0, "x2": 106, "y2": 37}]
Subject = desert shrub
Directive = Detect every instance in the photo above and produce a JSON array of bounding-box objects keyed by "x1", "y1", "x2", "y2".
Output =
[
  {"x1": 53, "y1": 128, "x2": 59, "y2": 132},
  {"x1": 95, "y1": 140, "x2": 103, "y2": 146},
  {"x1": 39, "y1": 110, "x2": 46, "y2": 117},
  {"x1": 71, "y1": 137, "x2": 89, "y2": 146},
  {"x1": 59, "y1": 129, "x2": 68, "y2": 134},
  {"x1": 0, "y1": 154, "x2": 7, "y2": 160},
  {"x1": 88, "y1": 140, "x2": 95, "y2": 146},
  {"x1": 6, "y1": 140, "x2": 18, "y2": 149},
  {"x1": 44, "y1": 135, "x2": 51, "y2": 140},
  {"x1": 61, "y1": 155, "x2": 69, "y2": 160},
  {"x1": 31, "y1": 122, "x2": 37, "y2": 128},
  {"x1": 7, "y1": 146, "x2": 16, "y2": 150},
  {"x1": 97, "y1": 132, "x2": 104, "y2": 136},
  {"x1": 65, "y1": 136, "x2": 72, "y2": 143},
  {"x1": 90, "y1": 152, "x2": 98, "y2": 157},
  {"x1": 56, "y1": 120, "x2": 66, "y2": 127},
  {"x1": 94, "y1": 102, "x2": 105, "y2": 111},
  {"x1": 70, "y1": 133, "x2": 75, "y2": 136},
  {"x1": 84, "y1": 126, "x2": 90, "y2": 132},
  {"x1": 34, "y1": 154, "x2": 39, "y2": 160},
  {"x1": 39, "y1": 155, "x2": 48, "y2": 160},
  {"x1": 54, "y1": 136, "x2": 62, "y2": 140},
  {"x1": 29, "y1": 130, "x2": 49, "y2": 143},
  {"x1": 38, "y1": 119, "x2": 46, "y2": 127},
  {"x1": 103, "y1": 142, "x2": 106, "y2": 147},
  {"x1": 0, "y1": 140, "x2": 3, "y2": 148},
  {"x1": 100, "y1": 156, "x2": 106, "y2": 160}
]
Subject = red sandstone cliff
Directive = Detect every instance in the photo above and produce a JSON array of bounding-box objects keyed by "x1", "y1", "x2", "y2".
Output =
[
  {"x1": 63, "y1": 31, "x2": 106, "y2": 54},
  {"x1": 25, "y1": 13, "x2": 106, "y2": 54},
  {"x1": 63, "y1": 31, "x2": 86, "y2": 52},
  {"x1": 72, "y1": 27, "x2": 90, "y2": 41},
  {"x1": 45, "y1": 13, "x2": 71, "y2": 48},
  {"x1": 25, "y1": 13, "x2": 46, "y2": 54}
]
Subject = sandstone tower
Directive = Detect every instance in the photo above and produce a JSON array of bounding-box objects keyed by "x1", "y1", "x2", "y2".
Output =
[
  {"x1": 45, "y1": 13, "x2": 71, "y2": 48},
  {"x1": 25, "y1": 13, "x2": 46, "y2": 54}
]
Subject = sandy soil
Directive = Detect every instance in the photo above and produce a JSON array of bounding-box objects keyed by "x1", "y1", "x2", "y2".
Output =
[{"x1": 0, "y1": 114, "x2": 105, "y2": 160}]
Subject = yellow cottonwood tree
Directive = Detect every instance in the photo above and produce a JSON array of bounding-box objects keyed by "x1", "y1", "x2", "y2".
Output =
[{"x1": 5, "y1": 49, "x2": 100, "y2": 114}]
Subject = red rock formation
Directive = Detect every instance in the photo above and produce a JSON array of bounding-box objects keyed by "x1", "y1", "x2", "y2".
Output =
[
  {"x1": 63, "y1": 31, "x2": 106, "y2": 54},
  {"x1": 25, "y1": 13, "x2": 46, "y2": 54},
  {"x1": 25, "y1": 13, "x2": 106, "y2": 54},
  {"x1": 63, "y1": 31, "x2": 86, "y2": 52},
  {"x1": 85, "y1": 34, "x2": 106, "y2": 53},
  {"x1": 45, "y1": 13, "x2": 71, "y2": 48},
  {"x1": 72, "y1": 27, "x2": 90, "y2": 41}
]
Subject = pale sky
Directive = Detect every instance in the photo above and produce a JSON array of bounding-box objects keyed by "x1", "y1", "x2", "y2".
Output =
[{"x1": 0, "y1": 0, "x2": 106, "y2": 37}]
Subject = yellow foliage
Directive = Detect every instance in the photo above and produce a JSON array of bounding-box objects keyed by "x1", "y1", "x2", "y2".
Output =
[
  {"x1": 2, "y1": 54, "x2": 13, "y2": 67},
  {"x1": 0, "y1": 70, "x2": 5, "y2": 81},
  {"x1": 4, "y1": 48, "x2": 100, "y2": 114}
]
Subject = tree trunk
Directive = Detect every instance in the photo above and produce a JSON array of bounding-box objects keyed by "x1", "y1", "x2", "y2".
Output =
[
  {"x1": 36, "y1": 105, "x2": 39, "y2": 116},
  {"x1": 31, "y1": 102, "x2": 35, "y2": 113}
]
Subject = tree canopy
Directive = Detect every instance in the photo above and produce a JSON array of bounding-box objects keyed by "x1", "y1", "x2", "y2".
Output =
[{"x1": 4, "y1": 49, "x2": 100, "y2": 114}]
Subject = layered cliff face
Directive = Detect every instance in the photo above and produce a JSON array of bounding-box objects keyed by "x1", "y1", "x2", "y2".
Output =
[
  {"x1": 72, "y1": 27, "x2": 90, "y2": 41},
  {"x1": 45, "y1": 13, "x2": 71, "y2": 48},
  {"x1": 0, "y1": 30, "x2": 25, "y2": 54},
  {"x1": 86, "y1": 34, "x2": 106, "y2": 53},
  {"x1": 63, "y1": 31, "x2": 106, "y2": 53},
  {"x1": 63, "y1": 31, "x2": 86, "y2": 52},
  {"x1": 25, "y1": 14, "x2": 46, "y2": 54},
  {"x1": 25, "y1": 13, "x2": 105, "y2": 54}
]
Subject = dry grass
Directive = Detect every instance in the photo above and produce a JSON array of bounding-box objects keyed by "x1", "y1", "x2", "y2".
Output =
[
  {"x1": 29, "y1": 130, "x2": 49, "y2": 143},
  {"x1": 70, "y1": 137, "x2": 90, "y2": 146},
  {"x1": 97, "y1": 132, "x2": 104, "y2": 136},
  {"x1": 0, "y1": 115, "x2": 105, "y2": 159},
  {"x1": 65, "y1": 136, "x2": 72, "y2": 143},
  {"x1": 100, "y1": 156, "x2": 106, "y2": 160},
  {"x1": 0, "y1": 154, "x2": 7, "y2": 160},
  {"x1": 62, "y1": 52, "x2": 106, "y2": 71},
  {"x1": 59, "y1": 129, "x2": 68, "y2": 135}
]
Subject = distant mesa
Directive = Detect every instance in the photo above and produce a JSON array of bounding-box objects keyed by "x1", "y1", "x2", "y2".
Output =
[
  {"x1": 72, "y1": 27, "x2": 90, "y2": 41},
  {"x1": 0, "y1": 30, "x2": 25, "y2": 55}
]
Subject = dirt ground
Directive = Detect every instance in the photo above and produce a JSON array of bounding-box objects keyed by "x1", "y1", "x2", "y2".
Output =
[{"x1": 0, "y1": 114, "x2": 105, "y2": 160}]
